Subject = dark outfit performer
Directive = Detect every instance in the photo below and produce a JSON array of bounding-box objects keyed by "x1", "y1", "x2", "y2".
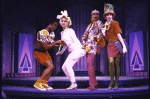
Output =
[
  {"x1": 102, "y1": 4, "x2": 127, "y2": 90},
  {"x1": 34, "y1": 20, "x2": 62, "y2": 91},
  {"x1": 82, "y1": 10, "x2": 105, "y2": 90}
]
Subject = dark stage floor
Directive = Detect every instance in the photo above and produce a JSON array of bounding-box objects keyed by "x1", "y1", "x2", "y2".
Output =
[{"x1": 1, "y1": 76, "x2": 149, "y2": 98}]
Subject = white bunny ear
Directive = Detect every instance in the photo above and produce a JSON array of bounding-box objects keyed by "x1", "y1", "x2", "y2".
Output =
[
  {"x1": 60, "y1": 11, "x2": 64, "y2": 14},
  {"x1": 57, "y1": 15, "x2": 62, "y2": 19},
  {"x1": 56, "y1": 10, "x2": 68, "y2": 19},
  {"x1": 63, "y1": 10, "x2": 68, "y2": 16}
]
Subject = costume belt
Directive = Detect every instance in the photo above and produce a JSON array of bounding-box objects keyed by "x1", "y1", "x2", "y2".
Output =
[
  {"x1": 108, "y1": 40, "x2": 119, "y2": 43},
  {"x1": 62, "y1": 37, "x2": 72, "y2": 41},
  {"x1": 34, "y1": 49, "x2": 46, "y2": 52}
]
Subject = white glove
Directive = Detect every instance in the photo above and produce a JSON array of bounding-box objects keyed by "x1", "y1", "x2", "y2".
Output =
[{"x1": 123, "y1": 46, "x2": 127, "y2": 54}]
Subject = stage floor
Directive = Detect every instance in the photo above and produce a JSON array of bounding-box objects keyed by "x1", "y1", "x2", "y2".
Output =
[
  {"x1": 2, "y1": 85, "x2": 149, "y2": 98},
  {"x1": 2, "y1": 76, "x2": 149, "y2": 98},
  {"x1": 2, "y1": 76, "x2": 149, "y2": 87},
  {"x1": 2, "y1": 76, "x2": 149, "y2": 81}
]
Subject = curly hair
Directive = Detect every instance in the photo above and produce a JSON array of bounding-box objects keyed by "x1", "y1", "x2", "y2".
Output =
[
  {"x1": 49, "y1": 20, "x2": 59, "y2": 25},
  {"x1": 60, "y1": 16, "x2": 72, "y2": 27}
]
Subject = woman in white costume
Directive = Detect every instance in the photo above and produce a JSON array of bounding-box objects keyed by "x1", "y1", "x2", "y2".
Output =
[{"x1": 57, "y1": 10, "x2": 86, "y2": 90}]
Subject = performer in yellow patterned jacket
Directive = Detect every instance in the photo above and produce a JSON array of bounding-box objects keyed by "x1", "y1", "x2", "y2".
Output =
[{"x1": 34, "y1": 20, "x2": 62, "y2": 91}]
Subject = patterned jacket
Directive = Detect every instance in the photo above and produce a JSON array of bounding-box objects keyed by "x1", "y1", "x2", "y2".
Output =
[{"x1": 82, "y1": 20, "x2": 105, "y2": 54}]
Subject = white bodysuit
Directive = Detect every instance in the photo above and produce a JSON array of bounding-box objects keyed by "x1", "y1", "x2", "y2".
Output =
[{"x1": 61, "y1": 28, "x2": 86, "y2": 83}]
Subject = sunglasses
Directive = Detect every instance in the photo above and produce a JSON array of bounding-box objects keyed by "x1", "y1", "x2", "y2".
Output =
[{"x1": 92, "y1": 13, "x2": 99, "y2": 15}]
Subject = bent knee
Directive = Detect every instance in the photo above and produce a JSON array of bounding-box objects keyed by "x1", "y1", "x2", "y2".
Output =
[
  {"x1": 47, "y1": 64, "x2": 54, "y2": 70},
  {"x1": 51, "y1": 64, "x2": 54, "y2": 69},
  {"x1": 62, "y1": 65, "x2": 66, "y2": 70},
  {"x1": 45, "y1": 60, "x2": 54, "y2": 67}
]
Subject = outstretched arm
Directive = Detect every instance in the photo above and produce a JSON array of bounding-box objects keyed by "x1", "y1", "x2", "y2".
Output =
[
  {"x1": 41, "y1": 40, "x2": 62, "y2": 50},
  {"x1": 51, "y1": 45, "x2": 60, "y2": 49},
  {"x1": 117, "y1": 33, "x2": 127, "y2": 54},
  {"x1": 37, "y1": 32, "x2": 62, "y2": 50}
]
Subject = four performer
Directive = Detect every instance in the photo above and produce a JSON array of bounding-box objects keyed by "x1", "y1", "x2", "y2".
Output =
[{"x1": 33, "y1": 3, "x2": 127, "y2": 91}]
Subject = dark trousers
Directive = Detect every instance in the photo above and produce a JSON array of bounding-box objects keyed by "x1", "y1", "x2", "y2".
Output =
[{"x1": 86, "y1": 53, "x2": 98, "y2": 87}]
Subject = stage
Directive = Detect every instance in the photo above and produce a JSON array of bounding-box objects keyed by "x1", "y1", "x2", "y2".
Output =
[{"x1": 2, "y1": 76, "x2": 149, "y2": 98}]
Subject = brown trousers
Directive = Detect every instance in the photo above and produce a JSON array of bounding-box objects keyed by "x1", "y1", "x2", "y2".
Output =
[{"x1": 86, "y1": 53, "x2": 98, "y2": 87}]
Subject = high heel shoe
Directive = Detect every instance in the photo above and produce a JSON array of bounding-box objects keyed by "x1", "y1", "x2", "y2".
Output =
[
  {"x1": 113, "y1": 83, "x2": 119, "y2": 90},
  {"x1": 87, "y1": 86, "x2": 95, "y2": 90},
  {"x1": 66, "y1": 84, "x2": 77, "y2": 90},
  {"x1": 87, "y1": 84, "x2": 96, "y2": 91},
  {"x1": 108, "y1": 81, "x2": 114, "y2": 90},
  {"x1": 108, "y1": 86, "x2": 113, "y2": 90}
]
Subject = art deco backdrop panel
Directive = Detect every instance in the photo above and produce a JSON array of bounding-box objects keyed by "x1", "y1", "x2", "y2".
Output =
[
  {"x1": 129, "y1": 31, "x2": 144, "y2": 71},
  {"x1": 12, "y1": 33, "x2": 33, "y2": 73},
  {"x1": 18, "y1": 33, "x2": 33, "y2": 73}
]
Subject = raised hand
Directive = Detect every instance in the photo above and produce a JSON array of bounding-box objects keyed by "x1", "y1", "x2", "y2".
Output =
[{"x1": 56, "y1": 40, "x2": 63, "y2": 44}]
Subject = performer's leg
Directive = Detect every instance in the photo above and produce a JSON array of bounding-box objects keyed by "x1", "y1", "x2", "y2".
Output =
[
  {"x1": 86, "y1": 53, "x2": 98, "y2": 90},
  {"x1": 62, "y1": 64, "x2": 70, "y2": 79},
  {"x1": 108, "y1": 57, "x2": 115, "y2": 89},
  {"x1": 62, "y1": 57, "x2": 79, "y2": 90},
  {"x1": 40, "y1": 60, "x2": 54, "y2": 80},
  {"x1": 39, "y1": 60, "x2": 54, "y2": 90},
  {"x1": 43, "y1": 60, "x2": 54, "y2": 81},
  {"x1": 34, "y1": 51, "x2": 54, "y2": 90},
  {"x1": 34, "y1": 60, "x2": 53, "y2": 91},
  {"x1": 43, "y1": 50, "x2": 54, "y2": 81},
  {"x1": 64, "y1": 58, "x2": 79, "y2": 83},
  {"x1": 114, "y1": 57, "x2": 120, "y2": 89}
]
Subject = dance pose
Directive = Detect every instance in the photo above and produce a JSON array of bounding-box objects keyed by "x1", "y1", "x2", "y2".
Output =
[
  {"x1": 34, "y1": 20, "x2": 62, "y2": 91},
  {"x1": 82, "y1": 10, "x2": 105, "y2": 90},
  {"x1": 102, "y1": 4, "x2": 127, "y2": 90},
  {"x1": 57, "y1": 10, "x2": 86, "y2": 90}
]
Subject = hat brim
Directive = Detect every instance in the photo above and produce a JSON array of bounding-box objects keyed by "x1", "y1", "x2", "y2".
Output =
[{"x1": 103, "y1": 13, "x2": 115, "y2": 19}]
